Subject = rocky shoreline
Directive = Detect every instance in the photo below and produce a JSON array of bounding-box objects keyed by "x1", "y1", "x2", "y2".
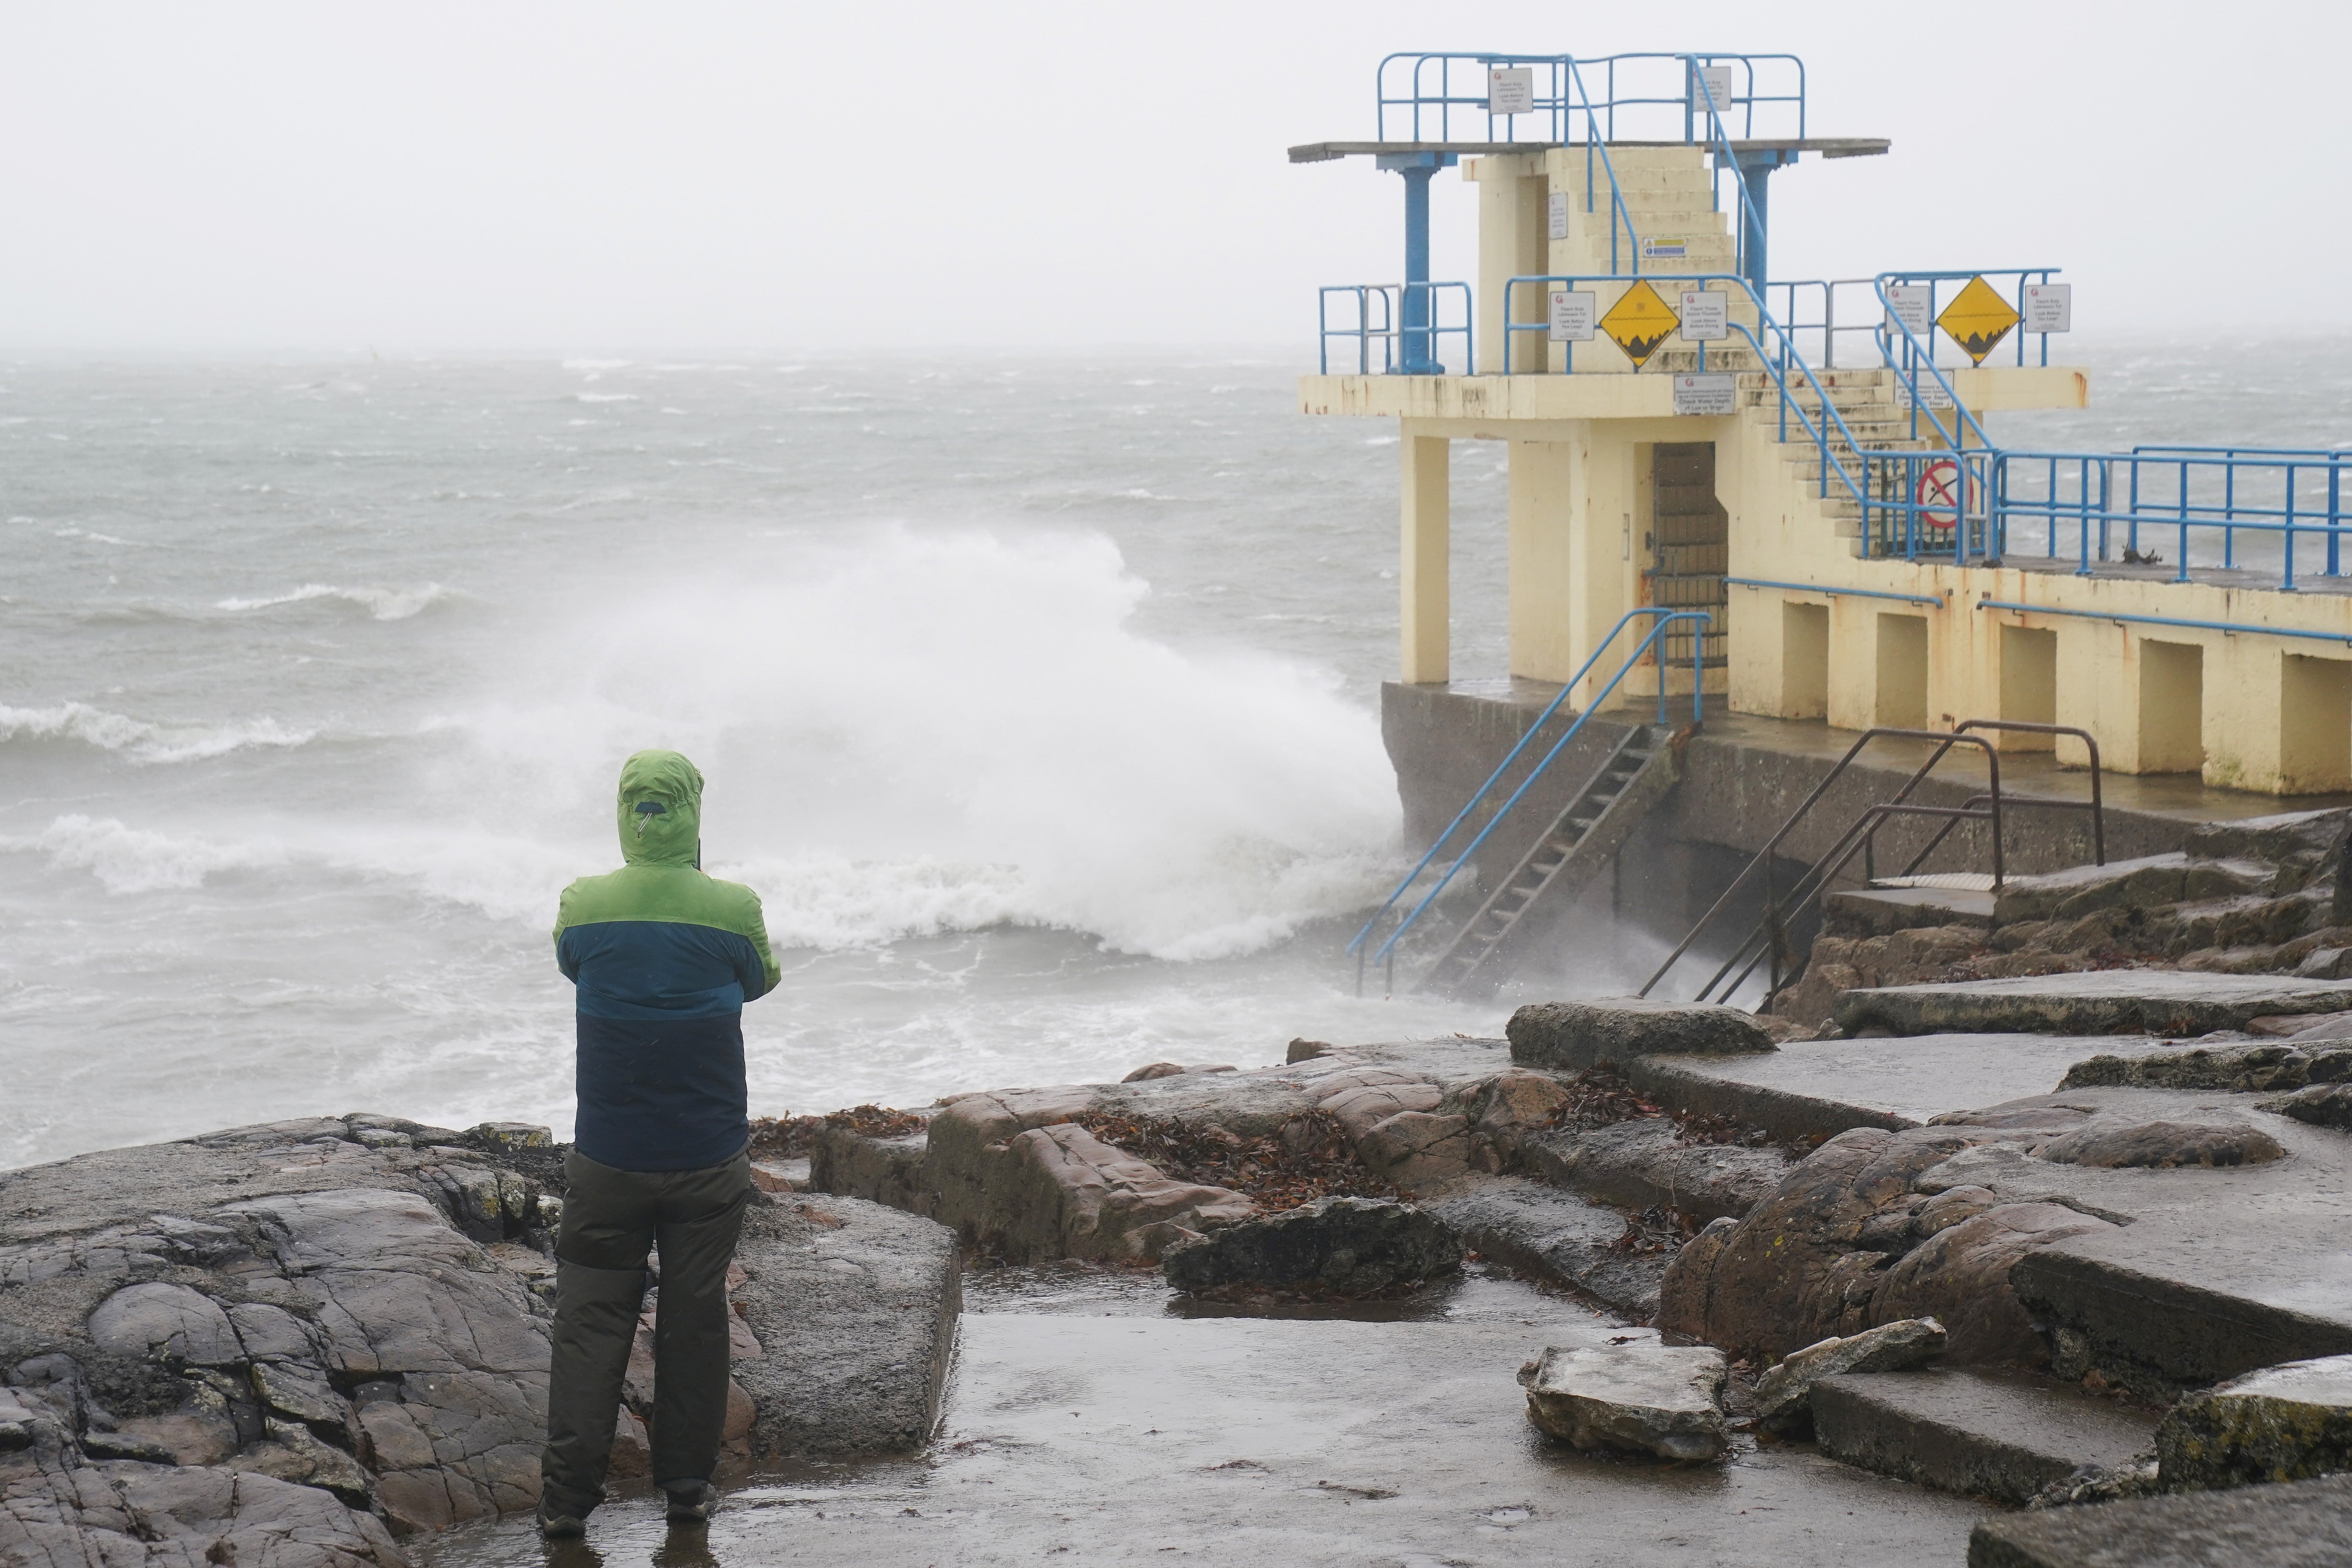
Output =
[{"x1": 0, "y1": 1115, "x2": 954, "y2": 1566}]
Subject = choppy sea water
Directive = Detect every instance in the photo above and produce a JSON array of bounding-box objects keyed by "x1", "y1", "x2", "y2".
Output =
[{"x1": 3, "y1": 340, "x2": 2343, "y2": 1167}]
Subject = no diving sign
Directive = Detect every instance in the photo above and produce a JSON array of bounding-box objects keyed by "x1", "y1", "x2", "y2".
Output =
[{"x1": 1673, "y1": 373, "x2": 1737, "y2": 416}]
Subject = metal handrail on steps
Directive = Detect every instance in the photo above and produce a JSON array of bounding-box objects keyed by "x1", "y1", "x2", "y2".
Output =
[
  {"x1": 1639, "y1": 726, "x2": 2015, "y2": 1007},
  {"x1": 1349, "y1": 608, "x2": 1711, "y2": 995}
]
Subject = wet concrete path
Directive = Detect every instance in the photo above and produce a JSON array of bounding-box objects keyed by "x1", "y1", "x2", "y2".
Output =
[{"x1": 422, "y1": 1267, "x2": 1991, "y2": 1567}]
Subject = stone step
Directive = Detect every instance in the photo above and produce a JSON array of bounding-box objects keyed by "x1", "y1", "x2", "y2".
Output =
[
  {"x1": 1810, "y1": 1366, "x2": 2161, "y2": 1505},
  {"x1": 1422, "y1": 1175, "x2": 1672, "y2": 1321},
  {"x1": 1617, "y1": 1032, "x2": 2126, "y2": 1145},
  {"x1": 1968, "y1": 1472, "x2": 2352, "y2": 1568},
  {"x1": 1831, "y1": 970, "x2": 2352, "y2": 1037},
  {"x1": 1516, "y1": 1116, "x2": 1791, "y2": 1223}
]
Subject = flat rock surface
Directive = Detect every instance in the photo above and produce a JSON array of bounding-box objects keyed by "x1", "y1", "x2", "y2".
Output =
[
  {"x1": 416, "y1": 1288, "x2": 1995, "y2": 1567},
  {"x1": 1966, "y1": 1471, "x2": 2352, "y2": 1567},
  {"x1": 1834, "y1": 972, "x2": 2352, "y2": 1037},
  {"x1": 1626, "y1": 1036, "x2": 2142, "y2": 1140},
  {"x1": 2157, "y1": 1352, "x2": 2352, "y2": 1490},
  {"x1": 1812, "y1": 1367, "x2": 2162, "y2": 1505}
]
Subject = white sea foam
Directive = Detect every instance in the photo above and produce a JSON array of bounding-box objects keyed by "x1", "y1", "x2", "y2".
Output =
[
  {"x1": 573, "y1": 392, "x2": 638, "y2": 404},
  {"x1": 0, "y1": 702, "x2": 316, "y2": 763},
  {"x1": 214, "y1": 582, "x2": 457, "y2": 620},
  {"x1": 10, "y1": 815, "x2": 280, "y2": 893},
  {"x1": 421, "y1": 526, "x2": 1403, "y2": 960}
]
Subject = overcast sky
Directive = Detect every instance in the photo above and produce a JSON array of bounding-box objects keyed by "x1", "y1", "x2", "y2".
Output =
[{"x1": 3, "y1": 1, "x2": 2346, "y2": 352}]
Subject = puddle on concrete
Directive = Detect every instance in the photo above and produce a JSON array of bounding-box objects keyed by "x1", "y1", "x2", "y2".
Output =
[{"x1": 420, "y1": 1265, "x2": 1996, "y2": 1567}]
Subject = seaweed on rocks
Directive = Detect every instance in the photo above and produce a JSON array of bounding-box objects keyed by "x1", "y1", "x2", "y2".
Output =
[
  {"x1": 1075, "y1": 1109, "x2": 1404, "y2": 1210},
  {"x1": 750, "y1": 1105, "x2": 927, "y2": 1157}
]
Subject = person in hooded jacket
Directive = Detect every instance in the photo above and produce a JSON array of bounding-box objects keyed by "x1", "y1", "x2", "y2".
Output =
[{"x1": 536, "y1": 749, "x2": 779, "y2": 1538}]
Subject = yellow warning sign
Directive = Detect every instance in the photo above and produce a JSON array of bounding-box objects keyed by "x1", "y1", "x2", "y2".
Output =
[
  {"x1": 1600, "y1": 279, "x2": 1680, "y2": 370},
  {"x1": 1936, "y1": 276, "x2": 2022, "y2": 366}
]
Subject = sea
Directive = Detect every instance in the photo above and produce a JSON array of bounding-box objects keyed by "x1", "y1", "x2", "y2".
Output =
[{"x1": 4, "y1": 339, "x2": 2346, "y2": 1169}]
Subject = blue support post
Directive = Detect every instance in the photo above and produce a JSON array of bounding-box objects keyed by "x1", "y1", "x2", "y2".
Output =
[
  {"x1": 1726, "y1": 148, "x2": 1793, "y2": 300},
  {"x1": 1379, "y1": 150, "x2": 1456, "y2": 374}
]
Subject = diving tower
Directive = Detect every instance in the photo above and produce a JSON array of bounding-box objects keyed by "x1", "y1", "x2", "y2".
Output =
[{"x1": 1301, "y1": 51, "x2": 2352, "y2": 803}]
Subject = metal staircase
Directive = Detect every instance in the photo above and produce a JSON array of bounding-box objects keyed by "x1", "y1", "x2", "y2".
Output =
[
  {"x1": 1349, "y1": 609, "x2": 1710, "y2": 997},
  {"x1": 1418, "y1": 722, "x2": 1679, "y2": 994}
]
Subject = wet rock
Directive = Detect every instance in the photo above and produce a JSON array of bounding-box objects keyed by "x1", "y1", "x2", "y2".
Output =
[
  {"x1": 1971, "y1": 1471, "x2": 2352, "y2": 1565},
  {"x1": 1423, "y1": 1180, "x2": 1672, "y2": 1322},
  {"x1": 87, "y1": 1282, "x2": 244, "y2": 1368},
  {"x1": 1869, "y1": 1205, "x2": 2118, "y2": 1365},
  {"x1": 1508, "y1": 998, "x2": 1776, "y2": 1073},
  {"x1": 1655, "y1": 1126, "x2": 1981, "y2": 1360},
  {"x1": 1517, "y1": 1343, "x2": 1728, "y2": 1460},
  {"x1": 1353, "y1": 1110, "x2": 1471, "y2": 1188},
  {"x1": 1753, "y1": 1318, "x2": 1948, "y2": 1424},
  {"x1": 0, "y1": 1463, "x2": 408, "y2": 1568},
  {"x1": 2267, "y1": 1082, "x2": 2352, "y2": 1130},
  {"x1": 2157, "y1": 1352, "x2": 2352, "y2": 1490},
  {"x1": 466, "y1": 1122, "x2": 551, "y2": 1151},
  {"x1": 1162, "y1": 1197, "x2": 1459, "y2": 1296},
  {"x1": 2060, "y1": 1039, "x2": 2352, "y2": 1094},
  {"x1": 2028, "y1": 1120, "x2": 2285, "y2": 1169},
  {"x1": 227, "y1": 1418, "x2": 375, "y2": 1506},
  {"x1": 1118, "y1": 1063, "x2": 1236, "y2": 1082},
  {"x1": 729, "y1": 1194, "x2": 959, "y2": 1458},
  {"x1": 980, "y1": 1123, "x2": 1254, "y2": 1263},
  {"x1": 1285, "y1": 1038, "x2": 1335, "y2": 1063},
  {"x1": 1520, "y1": 1119, "x2": 1789, "y2": 1226}
]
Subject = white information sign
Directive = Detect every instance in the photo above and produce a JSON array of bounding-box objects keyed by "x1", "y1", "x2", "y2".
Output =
[
  {"x1": 1673, "y1": 373, "x2": 1738, "y2": 416},
  {"x1": 2022, "y1": 282, "x2": 2073, "y2": 334},
  {"x1": 1547, "y1": 191, "x2": 1569, "y2": 241},
  {"x1": 1884, "y1": 284, "x2": 1932, "y2": 338},
  {"x1": 1488, "y1": 67, "x2": 1535, "y2": 115},
  {"x1": 1692, "y1": 65, "x2": 1736, "y2": 114},
  {"x1": 1549, "y1": 290, "x2": 1596, "y2": 342},
  {"x1": 1678, "y1": 290, "x2": 1728, "y2": 341},
  {"x1": 1897, "y1": 378, "x2": 1956, "y2": 411}
]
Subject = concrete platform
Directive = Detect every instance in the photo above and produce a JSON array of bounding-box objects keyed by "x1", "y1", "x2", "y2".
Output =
[
  {"x1": 418, "y1": 1275, "x2": 1998, "y2": 1567},
  {"x1": 1811, "y1": 1367, "x2": 2160, "y2": 1505},
  {"x1": 1832, "y1": 972, "x2": 2352, "y2": 1038},
  {"x1": 1624, "y1": 1035, "x2": 2141, "y2": 1142},
  {"x1": 1967, "y1": 1471, "x2": 2352, "y2": 1567}
]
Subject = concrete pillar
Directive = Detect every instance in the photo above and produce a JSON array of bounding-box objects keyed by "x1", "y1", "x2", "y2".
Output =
[
  {"x1": 1400, "y1": 433, "x2": 1450, "y2": 683},
  {"x1": 1473, "y1": 153, "x2": 1548, "y2": 375},
  {"x1": 1566, "y1": 424, "x2": 1640, "y2": 710},
  {"x1": 1507, "y1": 440, "x2": 1577, "y2": 680}
]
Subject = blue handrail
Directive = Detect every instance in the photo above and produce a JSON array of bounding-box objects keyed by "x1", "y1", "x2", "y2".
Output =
[
  {"x1": 1687, "y1": 63, "x2": 1766, "y2": 291},
  {"x1": 1318, "y1": 282, "x2": 1473, "y2": 374},
  {"x1": 1560, "y1": 57, "x2": 1642, "y2": 274},
  {"x1": 1349, "y1": 609, "x2": 1710, "y2": 990}
]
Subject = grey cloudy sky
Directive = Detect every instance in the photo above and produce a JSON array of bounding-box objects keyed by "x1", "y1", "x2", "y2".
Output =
[{"x1": 3, "y1": 0, "x2": 2344, "y2": 351}]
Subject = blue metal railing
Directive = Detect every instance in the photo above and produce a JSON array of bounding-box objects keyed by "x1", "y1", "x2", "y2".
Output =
[
  {"x1": 1991, "y1": 450, "x2": 2352, "y2": 586},
  {"x1": 1688, "y1": 67, "x2": 1767, "y2": 293},
  {"x1": 1348, "y1": 609, "x2": 1710, "y2": 993},
  {"x1": 1373, "y1": 51, "x2": 1804, "y2": 145},
  {"x1": 1318, "y1": 282, "x2": 1473, "y2": 374}
]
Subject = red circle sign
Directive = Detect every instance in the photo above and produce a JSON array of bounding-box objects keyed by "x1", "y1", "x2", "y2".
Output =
[{"x1": 1914, "y1": 458, "x2": 1968, "y2": 531}]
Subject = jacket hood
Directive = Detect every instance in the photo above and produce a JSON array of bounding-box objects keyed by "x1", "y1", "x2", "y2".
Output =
[{"x1": 615, "y1": 749, "x2": 704, "y2": 867}]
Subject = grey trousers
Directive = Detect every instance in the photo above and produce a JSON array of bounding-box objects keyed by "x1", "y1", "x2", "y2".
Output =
[{"x1": 539, "y1": 1146, "x2": 751, "y2": 1514}]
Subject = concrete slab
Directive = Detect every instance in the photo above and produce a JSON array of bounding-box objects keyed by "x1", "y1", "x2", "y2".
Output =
[
  {"x1": 1910, "y1": 1087, "x2": 2352, "y2": 1393},
  {"x1": 1811, "y1": 1367, "x2": 2160, "y2": 1505},
  {"x1": 1424, "y1": 1177, "x2": 1669, "y2": 1320},
  {"x1": 1624, "y1": 1035, "x2": 2144, "y2": 1142},
  {"x1": 418, "y1": 1296, "x2": 1996, "y2": 1567},
  {"x1": 1966, "y1": 1471, "x2": 2352, "y2": 1567},
  {"x1": 1834, "y1": 972, "x2": 2352, "y2": 1038}
]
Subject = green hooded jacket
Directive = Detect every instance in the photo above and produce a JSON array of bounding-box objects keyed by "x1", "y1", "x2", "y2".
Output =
[{"x1": 553, "y1": 749, "x2": 781, "y2": 1018}]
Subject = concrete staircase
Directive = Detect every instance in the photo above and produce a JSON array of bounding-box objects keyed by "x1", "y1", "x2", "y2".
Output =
[{"x1": 1738, "y1": 367, "x2": 1940, "y2": 556}]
